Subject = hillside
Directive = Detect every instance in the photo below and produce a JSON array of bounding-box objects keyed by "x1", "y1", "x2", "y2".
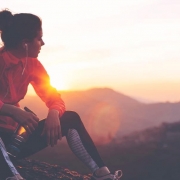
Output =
[{"x1": 20, "y1": 88, "x2": 180, "y2": 144}]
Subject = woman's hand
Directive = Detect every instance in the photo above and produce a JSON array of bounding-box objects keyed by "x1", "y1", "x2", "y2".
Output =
[
  {"x1": 0, "y1": 104, "x2": 39, "y2": 134},
  {"x1": 41, "y1": 109, "x2": 62, "y2": 147}
]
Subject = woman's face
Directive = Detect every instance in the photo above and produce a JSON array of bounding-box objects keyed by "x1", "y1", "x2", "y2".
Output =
[{"x1": 27, "y1": 29, "x2": 44, "y2": 58}]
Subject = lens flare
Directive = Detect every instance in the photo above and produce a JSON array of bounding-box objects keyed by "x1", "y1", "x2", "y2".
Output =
[{"x1": 87, "y1": 102, "x2": 121, "y2": 145}]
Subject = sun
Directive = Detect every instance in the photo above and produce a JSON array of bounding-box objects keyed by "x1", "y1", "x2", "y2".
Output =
[
  {"x1": 50, "y1": 75, "x2": 68, "y2": 90},
  {"x1": 47, "y1": 66, "x2": 70, "y2": 91}
]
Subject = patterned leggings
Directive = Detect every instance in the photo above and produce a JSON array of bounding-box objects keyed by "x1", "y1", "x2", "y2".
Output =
[{"x1": 0, "y1": 111, "x2": 105, "y2": 178}]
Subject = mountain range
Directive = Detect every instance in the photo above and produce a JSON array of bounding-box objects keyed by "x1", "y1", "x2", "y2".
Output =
[{"x1": 20, "y1": 88, "x2": 180, "y2": 144}]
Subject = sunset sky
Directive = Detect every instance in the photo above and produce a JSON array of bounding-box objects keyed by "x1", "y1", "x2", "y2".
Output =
[{"x1": 1, "y1": 0, "x2": 180, "y2": 102}]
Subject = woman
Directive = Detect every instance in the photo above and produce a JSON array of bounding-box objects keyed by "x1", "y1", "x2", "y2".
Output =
[{"x1": 0, "y1": 10, "x2": 122, "y2": 180}]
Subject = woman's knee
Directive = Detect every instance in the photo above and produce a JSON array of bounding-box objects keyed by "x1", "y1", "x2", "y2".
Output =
[{"x1": 61, "y1": 111, "x2": 82, "y2": 128}]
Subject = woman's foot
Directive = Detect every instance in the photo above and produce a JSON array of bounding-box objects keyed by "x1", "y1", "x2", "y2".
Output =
[{"x1": 92, "y1": 170, "x2": 123, "y2": 180}]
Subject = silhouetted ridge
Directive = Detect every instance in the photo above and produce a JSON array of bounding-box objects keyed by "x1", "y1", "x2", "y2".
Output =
[
  {"x1": 20, "y1": 88, "x2": 180, "y2": 139},
  {"x1": 84, "y1": 88, "x2": 142, "y2": 106}
]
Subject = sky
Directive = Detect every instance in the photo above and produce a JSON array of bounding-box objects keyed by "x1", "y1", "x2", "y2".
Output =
[{"x1": 1, "y1": 0, "x2": 180, "y2": 102}]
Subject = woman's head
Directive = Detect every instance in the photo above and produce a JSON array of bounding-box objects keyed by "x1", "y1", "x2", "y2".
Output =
[{"x1": 0, "y1": 9, "x2": 44, "y2": 57}]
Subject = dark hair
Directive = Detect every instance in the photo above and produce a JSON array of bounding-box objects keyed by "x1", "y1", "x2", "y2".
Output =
[{"x1": 0, "y1": 9, "x2": 42, "y2": 49}]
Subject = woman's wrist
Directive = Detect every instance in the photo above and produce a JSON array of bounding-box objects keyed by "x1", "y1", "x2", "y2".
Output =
[{"x1": 48, "y1": 109, "x2": 59, "y2": 115}]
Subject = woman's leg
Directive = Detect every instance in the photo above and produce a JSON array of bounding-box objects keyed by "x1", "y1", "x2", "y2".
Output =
[
  {"x1": 66, "y1": 129, "x2": 99, "y2": 171},
  {"x1": 60, "y1": 111, "x2": 105, "y2": 168},
  {"x1": 60, "y1": 111, "x2": 119, "y2": 178},
  {"x1": 0, "y1": 111, "x2": 121, "y2": 179},
  {"x1": 16, "y1": 111, "x2": 103, "y2": 165},
  {"x1": 17, "y1": 120, "x2": 47, "y2": 159},
  {"x1": 19, "y1": 111, "x2": 106, "y2": 171}
]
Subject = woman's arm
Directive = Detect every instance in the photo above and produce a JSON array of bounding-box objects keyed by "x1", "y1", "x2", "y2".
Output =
[
  {"x1": 30, "y1": 59, "x2": 65, "y2": 146},
  {"x1": 0, "y1": 103, "x2": 39, "y2": 134},
  {"x1": 30, "y1": 59, "x2": 65, "y2": 117}
]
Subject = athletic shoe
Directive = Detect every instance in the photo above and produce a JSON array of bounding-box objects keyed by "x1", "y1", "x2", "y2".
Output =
[
  {"x1": 92, "y1": 170, "x2": 123, "y2": 180},
  {"x1": 5, "y1": 174, "x2": 25, "y2": 180}
]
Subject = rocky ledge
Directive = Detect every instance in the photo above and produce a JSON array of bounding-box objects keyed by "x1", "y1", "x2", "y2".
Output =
[{"x1": 12, "y1": 159, "x2": 91, "y2": 180}]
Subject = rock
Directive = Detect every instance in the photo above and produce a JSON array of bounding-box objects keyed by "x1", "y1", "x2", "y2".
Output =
[{"x1": 7, "y1": 159, "x2": 92, "y2": 180}]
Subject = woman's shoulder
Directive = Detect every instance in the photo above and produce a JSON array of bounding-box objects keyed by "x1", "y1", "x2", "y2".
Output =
[{"x1": 29, "y1": 58, "x2": 46, "y2": 74}]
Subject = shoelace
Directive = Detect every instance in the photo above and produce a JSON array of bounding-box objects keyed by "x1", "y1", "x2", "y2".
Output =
[{"x1": 114, "y1": 170, "x2": 123, "y2": 179}]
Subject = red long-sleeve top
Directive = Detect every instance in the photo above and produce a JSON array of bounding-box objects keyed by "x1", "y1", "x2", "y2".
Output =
[{"x1": 0, "y1": 48, "x2": 65, "y2": 132}]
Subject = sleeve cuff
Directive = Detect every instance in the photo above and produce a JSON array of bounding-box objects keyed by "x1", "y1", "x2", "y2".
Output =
[{"x1": 49, "y1": 105, "x2": 65, "y2": 117}]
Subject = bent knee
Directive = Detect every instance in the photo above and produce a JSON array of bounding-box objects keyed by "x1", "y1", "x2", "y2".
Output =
[
  {"x1": 62, "y1": 111, "x2": 82, "y2": 126},
  {"x1": 67, "y1": 111, "x2": 80, "y2": 118}
]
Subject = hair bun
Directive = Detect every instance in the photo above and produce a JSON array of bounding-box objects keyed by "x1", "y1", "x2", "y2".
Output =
[{"x1": 0, "y1": 9, "x2": 13, "y2": 31}]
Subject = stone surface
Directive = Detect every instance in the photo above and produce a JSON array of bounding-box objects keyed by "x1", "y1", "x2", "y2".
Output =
[{"x1": 1, "y1": 159, "x2": 92, "y2": 180}]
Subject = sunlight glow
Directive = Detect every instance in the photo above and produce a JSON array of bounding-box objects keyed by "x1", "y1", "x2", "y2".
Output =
[
  {"x1": 88, "y1": 102, "x2": 121, "y2": 144},
  {"x1": 2, "y1": 0, "x2": 180, "y2": 102},
  {"x1": 47, "y1": 65, "x2": 70, "y2": 91},
  {"x1": 50, "y1": 76, "x2": 68, "y2": 91}
]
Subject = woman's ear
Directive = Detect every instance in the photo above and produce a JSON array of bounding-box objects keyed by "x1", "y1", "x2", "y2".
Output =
[
  {"x1": 24, "y1": 43, "x2": 28, "y2": 49},
  {"x1": 22, "y1": 39, "x2": 29, "y2": 49}
]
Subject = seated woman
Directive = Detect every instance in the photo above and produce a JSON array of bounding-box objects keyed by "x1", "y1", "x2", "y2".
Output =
[{"x1": 0, "y1": 9, "x2": 122, "y2": 180}]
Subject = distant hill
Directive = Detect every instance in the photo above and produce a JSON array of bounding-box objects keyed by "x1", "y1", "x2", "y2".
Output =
[
  {"x1": 20, "y1": 88, "x2": 180, "y2": 144},
  {"x1": 103, "y1": 121, "x2": 180, "y2": 180}
]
